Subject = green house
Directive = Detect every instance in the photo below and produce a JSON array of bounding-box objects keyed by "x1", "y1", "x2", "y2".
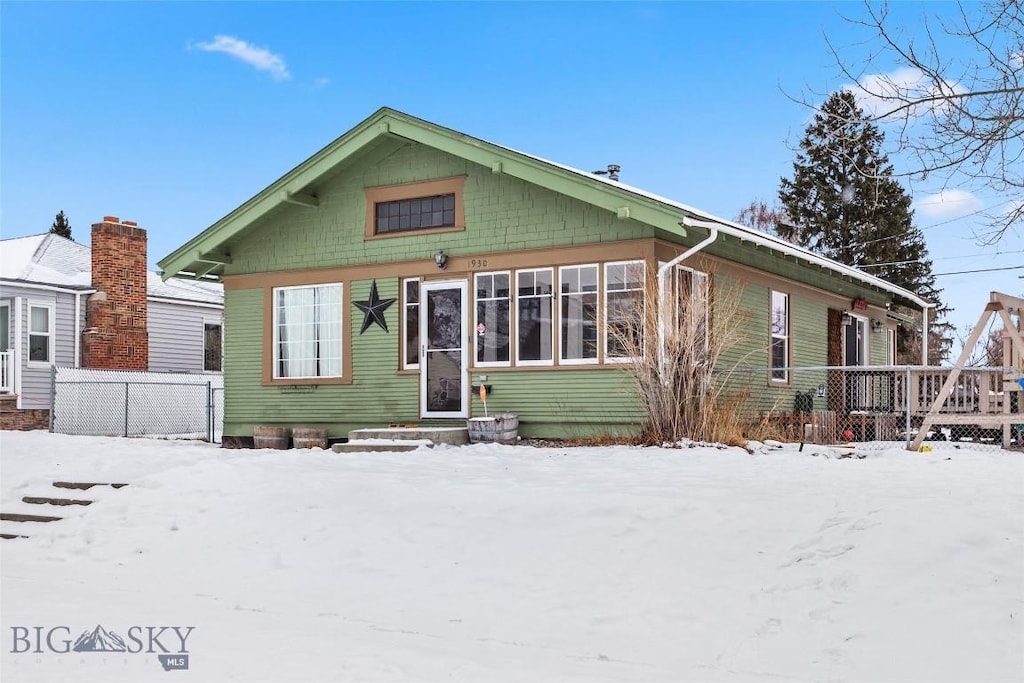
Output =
[{"x1": 159, "y1": 108, "x2": 929, "y2": 441}]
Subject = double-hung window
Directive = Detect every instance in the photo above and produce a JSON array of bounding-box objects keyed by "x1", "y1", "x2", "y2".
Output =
[
  {"x1": 28, "y1": 304, "x2": 53, "y2": 363},
  {"x1": 604, "y1": 261, "x2": 646, "y2": 361},
  {"x1": 515, "y1": 268, "x2": 553, "y2": 365},
  {"x1": 475, "y1": 272, "x2": 511, "y2": 366},
  {"x1": 770, "y1": 290, "x2": 789, "y2": 382},
  {"x1": 559, "y1": 265, "x2": 599, "y2": 364},
  {"x1": 273, "y1": 284, "x2": 343, "y2": 379}
]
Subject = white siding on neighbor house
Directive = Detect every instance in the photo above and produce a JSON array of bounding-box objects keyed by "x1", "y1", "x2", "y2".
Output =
[
  {"x1": 148, "y1": 298, "x2": 224, "y2": 374},
  {"x1": 0, "y1": 284, "x2": 84, "y2": 409}
]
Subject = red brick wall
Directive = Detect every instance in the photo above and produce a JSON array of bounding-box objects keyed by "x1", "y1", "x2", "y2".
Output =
[{"x1": 83, "y1": 217, "x2": 149, "y2": 371}]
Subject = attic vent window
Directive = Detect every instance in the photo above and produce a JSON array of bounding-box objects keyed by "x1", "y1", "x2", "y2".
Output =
[
  {"x1": 363, "y1": 176, "x2": 466, "y2": 240},
  {"x1": 376, "y1": 194, "x2": 456, "y2": 234}
]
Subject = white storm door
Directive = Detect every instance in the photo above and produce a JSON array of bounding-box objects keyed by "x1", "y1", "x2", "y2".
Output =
[{"x1": 420, "y1": 281, "x2": 469, "y2": 418}]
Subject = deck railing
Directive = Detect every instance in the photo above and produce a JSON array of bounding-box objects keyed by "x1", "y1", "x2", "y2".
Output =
[{"x1": 0, "y1": 351, "x2": 12, "y2": 394}]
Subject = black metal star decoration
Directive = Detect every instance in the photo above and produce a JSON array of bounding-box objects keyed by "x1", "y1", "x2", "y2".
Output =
[{"x1": 354, "y1": 280, "x2": 396, "y2": 334}]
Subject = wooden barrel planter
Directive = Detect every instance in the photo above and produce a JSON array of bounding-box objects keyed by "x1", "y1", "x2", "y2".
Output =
[
  {"x1": 253, "y1": 426, "x2": 291, "y2": 450},
  {"x1": 467, "y1": 414, "x2": 519, "y2": 444},
  {"x1": 292, "y1": 427, "x2": 329, "y2": 450}
]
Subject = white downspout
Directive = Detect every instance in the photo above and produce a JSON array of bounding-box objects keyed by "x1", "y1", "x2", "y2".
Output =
[
  {"x1": 13, "y1": 296, "x2": 23, "y2": 408},
  {"x1": 657, "y1": 217, "x2": 720, "y2": 379},
  {"x1": 74, "y1": 292, "x2": 82, "y2": 367}
]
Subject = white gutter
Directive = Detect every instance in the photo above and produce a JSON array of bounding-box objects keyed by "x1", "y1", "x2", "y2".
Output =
[
  {"x1": 657, "y1": 217, "x2": 720, "y2": 378},
  {"x1": 0, "y1": 279, "x2": 95, "y2": 296}
]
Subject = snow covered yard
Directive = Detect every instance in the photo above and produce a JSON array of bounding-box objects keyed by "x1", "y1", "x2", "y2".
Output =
[{"x1": 1, "y1": 431, "x2": 1021, "y2": 682}]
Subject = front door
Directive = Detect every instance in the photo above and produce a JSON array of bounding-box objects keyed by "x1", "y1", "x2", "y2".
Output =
[
  {"x1": 844, "y1": 314, "x2": 869, "y2": 411},
  {"x1": 420, "y1": 280, "x2": 468, "y2": 418}
]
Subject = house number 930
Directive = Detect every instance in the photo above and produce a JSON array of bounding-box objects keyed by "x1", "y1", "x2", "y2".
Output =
[{"x1": 470, "y1": 258, "x2": 489, "y2": 268}]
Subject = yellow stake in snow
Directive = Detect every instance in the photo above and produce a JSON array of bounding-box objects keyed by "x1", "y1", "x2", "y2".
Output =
[{"x1": 479, "y1": 382, "x2": 488, "y2": 417}]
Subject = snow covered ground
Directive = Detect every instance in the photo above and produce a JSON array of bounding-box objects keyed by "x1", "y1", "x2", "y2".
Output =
[{"x1": 1, "y1": 430, "x2": 1021, "y2": 682}]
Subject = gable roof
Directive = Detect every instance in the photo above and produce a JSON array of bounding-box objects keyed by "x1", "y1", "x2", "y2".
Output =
[
  {"x1": 158, "y1": 107, "x2": 929, "y2": 309},
  {"x1": 1, "y1": 233, "x2": 223, "y2": 305}
]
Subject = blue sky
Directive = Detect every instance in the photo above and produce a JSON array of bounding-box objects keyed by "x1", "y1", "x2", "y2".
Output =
[{"x1": 1, "y1": 1, "x2": 1016, "y2": 343}]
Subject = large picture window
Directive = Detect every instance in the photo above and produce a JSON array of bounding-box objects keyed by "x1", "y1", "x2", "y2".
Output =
[
  {"x1": 273, "y1": 284, "x2": 343, "y2": 379},
  {"x1": 474, "y1": 272, "x2": 511, "y2": 366},
  {"x1": 516, "y1": 269, "x2": 554, "y2": 365},
  {"x1": 770, "y1": 290, "x2": 789, "y2": 382},
  {"x1": 559, "y1": 265, "x2": 599, "y2": 364},
  {"x1": 28, "y1": 304, "x2": 52, "y2": 363},
  {"x1": 604, "y1": 261, "x2": 645, "y2": 361}
]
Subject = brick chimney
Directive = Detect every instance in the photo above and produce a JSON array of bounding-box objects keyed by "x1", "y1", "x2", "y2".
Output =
[{"x1": 82, "y1": 216, "x2": 149, "y2": 370}]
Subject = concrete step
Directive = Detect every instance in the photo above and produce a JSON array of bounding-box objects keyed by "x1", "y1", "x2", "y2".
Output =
[
  {"x1": 0, "y1": 512, "x2": 62, "y2": 523},
  {"x1": 332, "y1": 439, "x2": 432, "y2": 454},
  {"x1": 52, "y1": 482, "x2": 128, "y2": 490},
  {"x1": 23, "y1": 496, "x2": 93, "y2": 506},
  {"x1": 348, "y1": 426, "x2": 469, "y2": 446}
]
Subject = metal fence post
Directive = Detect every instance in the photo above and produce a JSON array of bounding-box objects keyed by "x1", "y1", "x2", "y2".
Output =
[
  {"x1": 49, "y1": 365, "x2": 56, "y2": 433},
  {"x1": 124, "y1": 382, "x2": 130, "y2": 438},
  {"x1": 207, "y1": 381, "x2": 213, "y2": 444},
  {"x1": 905, "y1": 365, "x2": 912, "y2": 448}
]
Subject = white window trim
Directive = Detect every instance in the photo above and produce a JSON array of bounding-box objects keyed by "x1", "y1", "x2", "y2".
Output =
[
  {"x1": 474, "y1": 270, "x2": 512, "y2": 368},
  {"x1": 514, "y1": 267, "x2": 555, "y2": 367},
  {"x1": 675, "y1": 265, "x2": 709, "y2": 349},
  {"x1": 271, "y1": 283, "x2": 344, "y2": 380},
  {"x1": 26, "y1": 302, "x2": 55, "y2": 367},
  {"x1": 401, "y1": 277, "x2": 420, "y2": 370},
  {"x1": 558, "y1": 264, "x2": 600, "y2": 366},
  {"x1": 887, "y1": 327, "x2": 897, "y2": 365},
  {"x1": 769, "y1": 290, "x2": 789, "y2": 383},
  {"x1": 203, "y1": 317, "x2": 223, "y2": 373},
  {"x1": 603, "y1": 260, "x2": 646, "y2": 364}
]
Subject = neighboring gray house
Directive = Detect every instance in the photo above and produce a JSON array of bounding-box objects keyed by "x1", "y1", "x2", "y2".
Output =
[{"x1": 0, "y1": 216, "x2": 223, "y2": 425}]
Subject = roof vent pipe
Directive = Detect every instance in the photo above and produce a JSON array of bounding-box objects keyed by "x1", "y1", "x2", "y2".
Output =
[{"x1": 593, "y1": 164, "x2": 620, "y2": 181}]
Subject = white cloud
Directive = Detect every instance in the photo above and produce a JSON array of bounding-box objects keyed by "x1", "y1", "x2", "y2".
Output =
[
  {"x1": 1011, "y1": 52, "x2": 1024, "y2": 69},
  {"x1": 845, "y1": 67, "x2": 963, "y2": 120},
  {"x1": 313, "y1": 77, "x2": 330, "y2": 89},
  {"x1": 914, "y1": 189, "x2": 984, "y2": 219},
  {"x1": 193, "y1": 35, "x2": 290, "y2": 81}
]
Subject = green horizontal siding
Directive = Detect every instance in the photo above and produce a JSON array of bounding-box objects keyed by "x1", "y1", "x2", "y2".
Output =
[{"x1": 223, "y1": 280, "x2": 641, "y2": 439}]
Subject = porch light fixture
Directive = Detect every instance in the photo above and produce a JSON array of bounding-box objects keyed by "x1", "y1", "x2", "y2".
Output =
[
  {"x1": 841, "y1": 311, "x2": 852, "y2": 326},
  {"x1": 871, "y1": 318, "x2": 884, "y2": 333},
  {"x1": 434, "y1": 250, "x2": 448, "y2": 270}
]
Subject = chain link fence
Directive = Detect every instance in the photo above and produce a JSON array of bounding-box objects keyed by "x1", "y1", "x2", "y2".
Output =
[
  {"x1": 730, "y1": 365, "x2": 1024, "y2": 450},
  {"x1": 51, "y1": 367, "x2": 224, "y2": 443}
]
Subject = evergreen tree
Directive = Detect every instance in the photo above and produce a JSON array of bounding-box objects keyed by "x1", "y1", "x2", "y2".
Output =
[
  {"x1": 778, "y1": 91, "x2": 953, "y2": 363},
  {"x1": 50, "y1": 210, "x2": 73, "y2": 240}
]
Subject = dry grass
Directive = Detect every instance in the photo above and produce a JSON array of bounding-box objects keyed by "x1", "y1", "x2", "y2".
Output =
[{"x1": 611, "y1": 268, "x2": 768, "y2": 447}]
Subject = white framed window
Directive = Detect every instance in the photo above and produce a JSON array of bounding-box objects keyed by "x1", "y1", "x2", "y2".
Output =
[
  {"x1": 559, "y1": 264, "x2": 599, "y2": 364},
  {"x1": 674, "y1": 265, "x2": 709, "y2": 351},
  {"x1": 887, "y1": 327, "x2": 897, "y2": 365},
  {"x1": 604, "y1": 260, "x2": 646, "y2": 362},
  {"x1": 204, "y1": 320, "x2": 223, "y2": 372},
  {"x1": 402, "y1": 278, "x2": 420, "y2": 370},
  {"x1": 474, "y1": 271, "x2": 511, "y2": 367},
  {"x1": 272, "y1": 284, "x2": 343, "y2": 379},
  {"x1": 28, "y1": 303, "x2": 53, "y2": 364},
  {"x1": 770, "y1": 290, "x2": 789, "y2": 382},
  {"x1": 515, "y1": 268, "x2": 554, "y2": 366}
]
